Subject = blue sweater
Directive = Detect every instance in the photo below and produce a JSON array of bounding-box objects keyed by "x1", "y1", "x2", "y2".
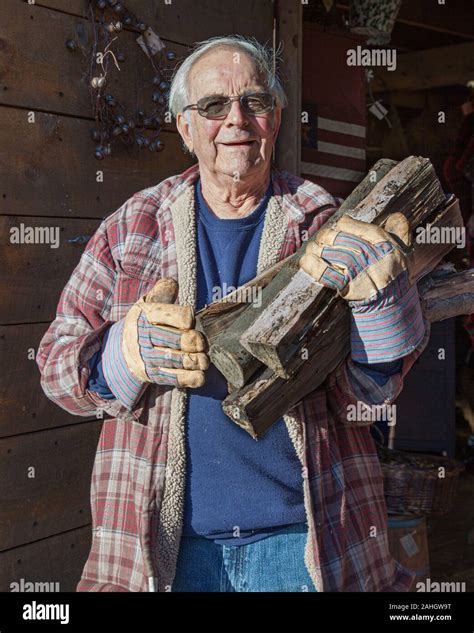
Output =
[
  {"x1": 87, "y1": 178, "x2": 402, "y2": 545},
  {"x1": 181, "y1": 177, "x2": 308, "y2": 544}
]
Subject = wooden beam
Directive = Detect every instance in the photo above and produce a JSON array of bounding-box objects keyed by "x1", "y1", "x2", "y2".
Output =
[
  {"x1": 396, "y1": 0, "x2": 474, "y2": 40},
  {"x1": 0, "y1": 525, "x2": 91, "y2": 592},
  {"x1": 0, "y1": 420, "x2": 101, "y2": 550},
  {"x1": 0, "y1": 324, "x2": 97, "y2": 436},
  {"x1": 337, "y1": 1, "x2": 474, "y2": 40},
  {"x1": 0, "y1": 215, "x2": 101, "y2": 324},
  {"x1": 0, "y1": 107, "x2": 193, "y2": 218},
  {"x1": 372, "y1": 42, "x2": 474, "y2": 92},
  {"x1": 274, "y1": 0, "x2": 302, "y2": 175}
]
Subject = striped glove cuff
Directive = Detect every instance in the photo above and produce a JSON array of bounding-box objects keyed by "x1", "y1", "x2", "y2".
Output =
[
  {"x1": 102, "y1": 319, "x2": 147, "y2": 410},
  {"x1": 349, "y1": 272, "x2": 425, "y2": 364}
]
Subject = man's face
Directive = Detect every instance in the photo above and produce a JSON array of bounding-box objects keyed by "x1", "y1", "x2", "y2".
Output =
[{"x1": 176, "y1": 48, "x2": 281, "y2": 180}]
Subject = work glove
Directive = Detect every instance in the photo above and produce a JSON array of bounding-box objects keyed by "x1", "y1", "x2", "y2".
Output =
[
  {"x1": 102, "y1": 278, "x2": 209, "y2": 409},
  {"x1": 299, "y1": 213, "x2": 425, "y2": 363}
]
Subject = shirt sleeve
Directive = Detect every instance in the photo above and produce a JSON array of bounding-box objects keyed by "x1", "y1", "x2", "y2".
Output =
[
  {"x1": 353, "y1": 359, "x2": 403, "y2": 386},
  {"x1": 325, "y1": 318, "x2": 431, "y2": 427},
  {"x1": 36, "y1": 200, "x2": 149, "y2": 421},
  {"x1": 87, "y1": 326, "x2": 116, "y2": 400}
]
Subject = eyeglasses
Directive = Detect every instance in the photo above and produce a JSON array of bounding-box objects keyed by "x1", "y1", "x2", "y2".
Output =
[{"x1": 183, "y1": 92, "x2": 276, "y2": 120}]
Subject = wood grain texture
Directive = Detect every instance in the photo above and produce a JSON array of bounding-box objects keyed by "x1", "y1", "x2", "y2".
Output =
[
  {"x1": 274, "y1": 0, "x2": 302, "y2": 174},
  {"x1": 0, "y1": 215, "x2": 101, "y2": 323},
  {"x1": 0, "y1": 420, "x2": 101, "y2": 550},
  {"x1": 0, "y1": 0, "x2": 188, "y2": 119},
  {"x1": 0, "y1": 0, "x2": 276, "y2": 574},
  {"x1": 223, "y1": 255, "x2": 470, "y2": 439},
  {"x1": 372, "y1": 42, "x2": 474, "y2": 93},
  {"x1": 0, "y1": 525, "x2": 91, "y2": 592},
  {"x1": 32, "y1": 0, "x2": 275, "y2": 45},
  {"x1": 0, "y1": 323, "x2": 98, "y2": 437},
  {"x1": 207, "y1": 265, "x2": 298, "y2": 388},
  {"x1": 195, "y1": 255, "x2": 295, "y2": 342},
  {"x1": 241, "y1": 157, "x2": 447, "y2": 377},
  {"x1": 223, "y1": 298, "x2": 350, "y2": 439},
  {"x1": 421, "y1": 269, "x2": 474, "y2": 323},
  {"x1": 202, "y1": 159, "x2": 397, "y2": 387},
  {"x1": 0, "y1": 0, "x2": 273, "y2": 117},
  {"x1": 0, "y1": 107, "x2": 194, "y2": 218},
  {"x1": 223, "y1": 201, "x2": 466, "y2": 439}
]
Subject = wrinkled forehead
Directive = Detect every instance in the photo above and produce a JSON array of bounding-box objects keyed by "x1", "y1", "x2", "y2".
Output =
[{"x1": 187, "y1": 47, "x2": 266, "y2": 102}]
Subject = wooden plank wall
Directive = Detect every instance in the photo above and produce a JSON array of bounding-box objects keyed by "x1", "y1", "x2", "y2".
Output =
[
  {"x1": 0, "y1": 0, "x2": 275, "y2": 591},
  {"x1": 274, "y1": 0, "x2": 302, "y2": 175}
]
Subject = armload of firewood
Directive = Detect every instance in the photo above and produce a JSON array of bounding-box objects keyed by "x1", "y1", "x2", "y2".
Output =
[{"x1": 195, "y1": 157, "x2": 474, "y2": 439}]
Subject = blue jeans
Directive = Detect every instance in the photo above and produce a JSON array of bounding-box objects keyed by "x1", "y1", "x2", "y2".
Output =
[{"x1": 172, "y1": 522, "x2": 317, "y2": 592}]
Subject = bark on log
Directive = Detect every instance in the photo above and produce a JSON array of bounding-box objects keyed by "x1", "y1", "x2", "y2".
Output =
[
  {"x1": 195, "y1": 255, "x2": 291, "y2": 346},
  {"x1": 222, "y1": 199, "x2": 466, "y2": 439},
  {"x1": 222, "y1": 304, "x2": 349, "y2": 439},
  {"x1": 420, "y1": 267, "x2": 474, "y2": 322},
  {"x1": 223, "y1": 267, "x2": 474, "y2": 441},
  {"x1": 194, "y1": 257, "x2": 297, "y2": 389},
  {"x1": 193, "y1": 156, "x2": 468, "y2": 440},
  {"x1": 240, "y1": 156, "x2": 448, "y2": 378},
  {"x1": 196, "y1": 158, "x2": 398, "y2": 387}
]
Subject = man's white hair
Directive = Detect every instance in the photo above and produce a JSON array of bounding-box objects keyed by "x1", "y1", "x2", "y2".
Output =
[{"x1": 168, "y1": 35, "x2": 288, "y2": 119}]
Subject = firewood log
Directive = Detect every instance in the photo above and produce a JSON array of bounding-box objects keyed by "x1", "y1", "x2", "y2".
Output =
[
  {"x1": 195, "y1": 158, "x2": 398, "y2": 387},
  {"x1": 221, "y1": 196, "x2": 465, "y2": 439},
  {"x1": 240, "y1": 156, "x2": 448, "y2": 378},
  {"x1": 223, "y1": 262, "x2": 473, "y2": 440},
  {"x1": 195, "y1": 156, "x2": 469, "y2": 439}
]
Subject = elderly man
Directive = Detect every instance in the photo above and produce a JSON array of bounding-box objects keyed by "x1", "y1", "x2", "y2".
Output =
[{"x1": 37, "y1": 35, "x2": 428, "y2": 593}]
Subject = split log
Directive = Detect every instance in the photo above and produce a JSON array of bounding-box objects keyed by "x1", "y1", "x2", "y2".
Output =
[
  {"x1": 194, "y1": 156, "x2": 468, "y2": 440},
  {"x1": 195, "y1": 255, "x2": 292, "y2": 346},
  {"x1": 240, "y1": 156, "x2": 448, "y2": 378},
  {"x1": 196, "y1": 158, "x2": 398, "y2": 387},
  {"x1": 194, "y1": 255, "x2": 298, "y2": 389},
  {"x1": 223, "y1": 266, "x2": 474, "y2": 440},
  {"x1": 420, "y1": 267, "x2": 474, "y2": 323},
  {"x1": 222, "y1": 198, "x2": 466, "y2": 439},
  {"x1": 222, "y1": 299, "x2": 349, "y2": 439},
  {"x1": 198, "y1": 157, "x2": 447, "y2": 387}
]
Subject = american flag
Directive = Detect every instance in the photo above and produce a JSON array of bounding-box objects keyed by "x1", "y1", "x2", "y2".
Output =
[
  {"x1": 301, "y1": 102, "x2": 366, "y2": 198},
  {"x1": 301, "y1": 26, "x2": 367, "y2": 199}
]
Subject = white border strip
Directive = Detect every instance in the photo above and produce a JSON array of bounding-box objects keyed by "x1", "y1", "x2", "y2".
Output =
[
  {"x1": 301, "y1": 162, "x2": 365, "y2": 182},
  {"x1": 317, "y1": 141, "x2": 366, "y2": 160},
  {"x1": 318, "y1": 117, "x2": 366, "y2": 138}
]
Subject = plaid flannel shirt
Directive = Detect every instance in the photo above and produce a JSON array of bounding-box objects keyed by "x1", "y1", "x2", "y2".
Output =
[{"x1": 36, "y1": 163, "x2": 429, "y2": 592}]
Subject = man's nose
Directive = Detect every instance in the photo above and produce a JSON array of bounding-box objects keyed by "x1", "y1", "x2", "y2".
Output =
[{"x1": 225, "y1": 99, "x2": 250, "y2": 126}]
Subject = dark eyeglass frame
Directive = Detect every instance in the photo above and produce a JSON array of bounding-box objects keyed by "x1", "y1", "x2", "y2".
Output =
[{"x1": 182, "y1": 91, "x2": 276, "y2": 120}]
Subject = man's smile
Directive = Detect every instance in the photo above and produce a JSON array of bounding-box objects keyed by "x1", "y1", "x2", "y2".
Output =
[{"x1": 219, "y1": 140, "x2": 258, "y2": 148}]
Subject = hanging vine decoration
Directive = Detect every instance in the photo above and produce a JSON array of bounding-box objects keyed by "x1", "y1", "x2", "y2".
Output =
[{"x1": 70, "y1": 0, "x2": 177, "y2": 160}]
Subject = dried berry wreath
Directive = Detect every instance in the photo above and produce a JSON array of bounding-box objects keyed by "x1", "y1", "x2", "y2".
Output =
[{"x1": 67, "y1": 0, "x2": 177, "y2": 160}]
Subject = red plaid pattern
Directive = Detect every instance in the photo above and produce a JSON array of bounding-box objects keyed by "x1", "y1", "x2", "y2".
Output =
[{"x1": 36, "y1": 164, "x2": 427, "y2": 592}]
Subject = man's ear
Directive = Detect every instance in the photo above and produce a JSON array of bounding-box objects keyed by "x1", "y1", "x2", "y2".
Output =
[{"x1": 176, "y1": 111, "x2": 194, "y2": 154}]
